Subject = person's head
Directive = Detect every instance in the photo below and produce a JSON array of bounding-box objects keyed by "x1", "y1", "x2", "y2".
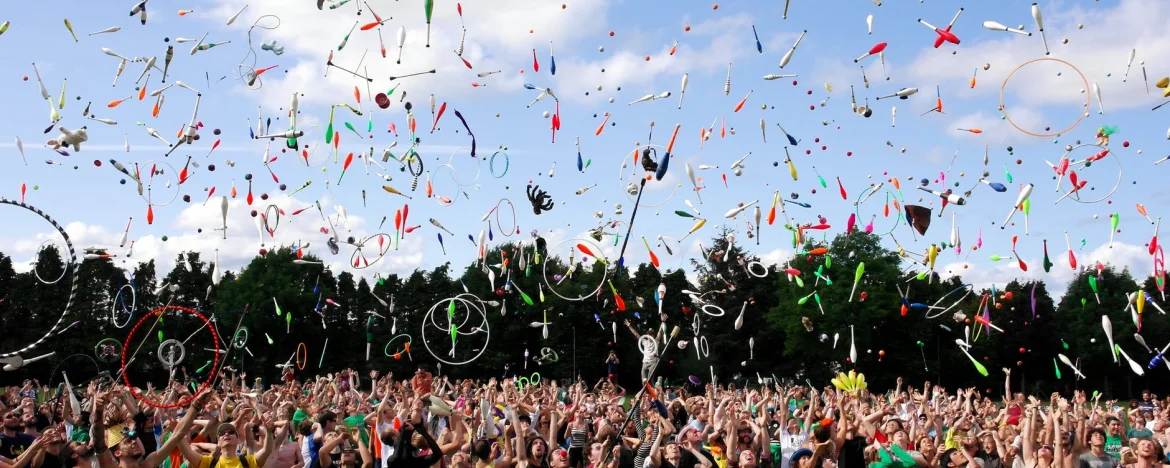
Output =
[
  {"x1": 518, "y1": 414, "x2": 532, "y2": 433},
  {"x1": 528, "y1": 436, "x2": 548, "y2": 459},
  {"x1": 813, "y1": 424, "x2": 832, "y2": 444},
  {"x1": 589, "y1": 442, "x2": 605, "y2": 465},
  {"x1": 1037, "y1": 444, "x2": 1054, "y2": 462},
  {"x1": 550, "y1": 448, "x2": 570, "y2": 468},
  {"x1": 1144, "y1": 391, "x2": 1152, "y2": 402},
  {"x1": 3, "y1": 409, "x2": 21, "y2": 430},
  {"x1": 883, "y1": 418, "x2": 904, "y2": 435},
  {"x1": 115, "y1": 430, "x2": 145, "y2": 460},
  {"x1": 737, "y1": 445, "x2": 758, "y2": 468},
  {"x1": 1136, "y1": 438, "x2": 1162, "y2": 461},
  {"x1": 916, "y1": 436, "x2": 936, "y2": 456},
  {"x1": 58, "y1": 441, "x2": 95, "y2": 468},
  {"x1": 472, "y1": 438, "x2": 493, "y2": 460},
  {"x1": 320, "y1": 411, "x2": 338, "y2": 432},
  {"x1": 451, "y1": 450, "x2": 471, "y2": 468},
  {"x1": 893, "y1": 430, "x2": 909, "y2": 449},
  {"x1": 663, "y1": 441, "x2": 681, "y2": 459},
  {"x1": 217, "y1": 423, "x2": 241, "y2": 448},
  {"x1": 790, "y1": 449, "x2": 814, "y2": 468},
  {"x1": 942, "y1": 448, "x2": 963, "y2": 468},
  {"x1": 1107, "y1": 417, "x2": 1123, "y2": 435},
  {"x1": 380, "y1": 426, "x2": 399, "y2": 447},
  {"x1": 298, "y1": 420, "x2": 314, "y2": 437},
  {"x1": 1087, "y1": 428, "x2": 1106, "y2": 448}
]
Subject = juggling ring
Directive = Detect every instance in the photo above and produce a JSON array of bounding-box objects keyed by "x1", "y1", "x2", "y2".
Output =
[
  {"x1": 746, "y1": 261, "x2": 769, "y2": 278},
  {"x1": 157, "y1": 339, "x2": 186, "y2": 368},
  {"x1": 430, "y1": 164, "x2": 470, "y2": 206},
  {"x1": 233, "y1": 327, "x2": 249, "y2": 349},
  {"x1": 32, "y1": 238, "x2": 70, "y2": 285},
  {"x1": 0, "y1": 199, "x2": 79, "y2": 359},
  {"x1": 420, "y1": 295, "x2": 490, "y2": 366},
  {"x1": 1054, "y1": 143, "x2": 1123, "y2": 204},
  {"x1": 446, "y1": 147, "x2": 483, "y2": 186},
  {"x1": 262, "y1": 204, "x2": 281, "y2": 236},
  {"x1": 923, "y1": 283, "x2": 976, "y2": 320},
  {"x1": 698, "y1": 335, "x2": 710, "y2": 358},
  {"x1": 405, "y1": 149, "x2": 425, "y2": 177},
  {"x1": 348, "y1": 233, "x2": 394, "y2": 270},
  {"x1": 493, "y1": 198, "x2": 518, "y2": 237},
  {"x1": 296, "y1": 342, "x2": 307, "y2": 370},
  {"x1": 111, "y1": 284, "x2": 136, "y2": 328},
  {"x1": 534, "y1": 347, "x2": 558, "y2": 364},
  {"x1": 853, "y1": 184, "x2": 906, "y2": 236},
  {"x1": 384, "y1": 334, "x2": 413, "y2": 359},
  {"x1": 95, "y1": 338, "x2": 123, "y2": 363},
  {"x1": 700, "y1": 304, "x2": 726, "y2": 317},
  {"x1": 999, "y1": 57, "x2": 1090, "y2": 138},
  {"x1": 489, "y1": 151, "x2": 510, "y2": 178},
  {"x1": 137, "y1": 160, "x2": 181, "y2": 207},
  {"x1": 638, "y1": 335, "x2": 657, "y2": 356},
  {"x1": 121, "y1": 305, "x2": 220, "y2": 409},
  {"x1": 516, "y1": 372, "x2": 541, "y2": 389},
  {"x1": 542, "y1": 238, "x2": 610, "y2": 301},
  {"x1": 617, "y1": 144, "x2": 683, "y2": 208}
]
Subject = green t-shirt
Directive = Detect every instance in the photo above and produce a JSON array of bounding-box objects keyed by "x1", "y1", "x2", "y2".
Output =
[
  {"x1": 1105, "y1": 435, "x2": 1123, "y2": 459},
  {"x1": 344, "y1": 414, "x2": 369, "y2": 446}
]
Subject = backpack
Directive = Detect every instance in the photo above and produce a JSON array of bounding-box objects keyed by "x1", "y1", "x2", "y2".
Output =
[{"x1": 208, "y1": 454, "x2": 253, "y2": 468}]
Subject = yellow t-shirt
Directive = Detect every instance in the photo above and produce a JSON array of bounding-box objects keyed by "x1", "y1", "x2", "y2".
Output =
[{"x1": 197, "y1": 454, "x2": 258, "y2": 468}]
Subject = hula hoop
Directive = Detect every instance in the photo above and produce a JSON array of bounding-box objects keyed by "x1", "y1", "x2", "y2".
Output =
[
  {"x1": 233, "y1": 327, "x2": 249, "y2": 349},
  {"x1": 0, "y1": 199, "x2": 79, "y2": 359},
  {"x1": 924, "y1": 284, "x2": 975, "y2": 320},
  {"x1": 405, "y1": 149, "x2": 425, "y2": 177},
  {"x1": 445, "y1": 147, "x2": 482, "y2": 186},
  {"x1": 489, "y1": 151, "x2": 510, "y2": 178},
  {"x1": 421, "y1": 295, "x2": 490, "y2": 365},
  {"x1": 348, "y1": 233, "x2": 394, "y2": 269},
  {"x1": 384, "y1": 334, "x2": 413, "y2": 359},
  {"x1": 263, "y1": 204, "x2": 281, "y2": 236},
  {"x1": 121, "y1": 305, "x2": 220, "y2": 409},
  {"x1": 33, "y1": 239, "x2": 69, "y2": 285},
  {"x1": 854, "y1": 184, "x2": 905, "y2": 236},
  {"x1": 136, "y1": 160, "x2": 181, "y2": 207},
  {"x1": 1054, "y1": 144, "x2": 1123, "y2": 204},
  {"x1": 999, "y1": 57, "x2": 1090, "y2": 138},
  {"x1": 111, "y1": 284, "x2": 137, "y2": 328},
  {"x1": 747, "y1": 261, "x2": 769, "y2": 278},
  {"x1": 495, "y1": 198, "x2": 518, "y2": 237},
  {"x1": 542, "y1": 238, "x2": 610, "y2": 301},
  {"x1": 699, "y1": 335, "x2": 710, "y2": 357},
  {"x1": 48, "y1": 353, "x2": 102, "y2": 392},
  {"x1": 95, "y1": 338, "x2": 123, "y2": 363},
  {"x1": 617, "y1": 144, "x2": 683, "y2": 208},
  {"x1": 296, "y1": 342, "x2": 307, "y2": 370},
  {"x1": 700, "y1": 304, "x2": 726, "y2": 317}
]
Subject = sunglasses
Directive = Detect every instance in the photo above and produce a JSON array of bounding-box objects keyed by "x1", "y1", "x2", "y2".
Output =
[
  {"x1": 218, "y1": 427, "x2": 238, "y2": 437},
  {"x1": 121, "y1": 428, "x2": 138, "y2": 438}
]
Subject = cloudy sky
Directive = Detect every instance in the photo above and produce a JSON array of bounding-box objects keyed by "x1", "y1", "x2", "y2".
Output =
[{"x1": 0, "y1": 0, "x2": 1166, "y2": 301}]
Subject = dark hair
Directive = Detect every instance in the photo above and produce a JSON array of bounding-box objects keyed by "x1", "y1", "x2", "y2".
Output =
[
  {"x1": 298, "y1": 420, "x2": 314, "y2": 437},
  {"x1": 319, "y1": 411, "x2": 337, "y2": 426},
  {"x1": 813, "y1": 425, "x2": 831, "y2": 444},
  {"x1": 472, "y1": 438, "x2": 492, "y2": 460},
  {"x1": 1087, "y1": 428, "x2": 1107, "y2": 444},
  {"x1": 519, "y1": 414, "x2": 532, "y2": 424},
  {"x1": 941, "y1": 449, "x2": 960, "y2": 468}
]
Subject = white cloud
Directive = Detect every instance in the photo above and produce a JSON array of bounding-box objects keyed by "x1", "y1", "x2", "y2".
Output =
[
  {"x1": 904, "y1": 0, "x2": 1170, "y2": 113},
  {"x1": 938, "y1": 241, "x2": 1155, "y2": 299},
  {"x1": 4, "y1": 192, "x2": 424, "y2": 284},
  {"x1": 202, "y1": 0, "x2": 616, "y2": 107}
]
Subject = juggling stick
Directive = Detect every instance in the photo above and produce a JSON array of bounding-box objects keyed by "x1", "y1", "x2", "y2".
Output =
[{"x1": 1102, "y1": 314, "x2": 1117, "y2": 363}]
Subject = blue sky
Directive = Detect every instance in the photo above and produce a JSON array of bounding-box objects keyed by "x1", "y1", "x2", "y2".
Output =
[{"x1": 1, "y1": 0, "x2": 1168, "y2": 299}]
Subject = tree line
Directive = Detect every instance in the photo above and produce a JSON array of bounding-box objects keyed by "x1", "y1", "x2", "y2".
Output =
[{"x1": 0, "y1": 230, "x2": 1165, "y2": 399}]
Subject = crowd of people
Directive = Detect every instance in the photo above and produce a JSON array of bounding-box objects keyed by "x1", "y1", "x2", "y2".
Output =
[{"x1": 0, "y1": 365, "x2": 1168, "y2": 468}]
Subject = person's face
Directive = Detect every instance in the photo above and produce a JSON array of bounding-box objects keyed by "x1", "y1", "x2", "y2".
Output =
[
  {"x1": 981, "y1": 435, "x2": 995, "y2": 452},
  {"x1": 116, "y1": 437, "x2": 145, "y2": 459},
  {"x1": 883, "y1": 420, "x2": 900, "y2": 434},
  {"x1": 918, "y1": 438, "x2": 935, "y2": 454},
  {"x1": 737, "y1": 448, "x2": 757, "y2": 467},
  {"x1": 451, "y1": 452, "x2": 470, "y2": 468},
  {"x1": 3, "y1": 410, "x2": 20, "y2": 429},
  {"x1": 218, "y1": 425, "x2": 240, "y2": 446},
  {"x1": 1108, "y1": 420, "x2": 1123, "y2": 434},
  {"x1": 519, "y1": 420, "x2": 531, "y2": 433},
  {"x1": 1138, "y1": 439, "x2": 1157, "y2": 458},
  {"x1": 893, "y1": 431, "x2": 908, "y2": 447},
  {"x1": 1090, "y1": 432, "x2": 1105, "y2": 447},
  {"x1": 325, "y1": 419, "x2": 338, "y2": 432},
  {"x1": 1038, "y1": 446, "x2": 1053, "y2": 461},
  {"x1": 1143, "y1": 392, "x2": 1151, "y2": 401},
  {"x1": 589, "y1": 443, "x2": 604, "y2": 463},
  {"x1": 532, "y1": 439, "x2": 547, "y2": 458},
  {"x1": 665, "y1": 443, "x2": 681, "y2": 459},
  {"x1": 949, "y1": 451, "x2": 966, "y2": 468},
  {"x1": 551, "y1": 449, "x2": 570, "y2": 468}
]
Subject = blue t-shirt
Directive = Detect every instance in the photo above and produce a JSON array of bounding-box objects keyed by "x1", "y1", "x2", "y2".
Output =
[
  {"x1": 308, "y1": 434, "x2": 325, "y2": 468},
  {"x1": 0, "y1": 432, "x2": 36, "y2": 460}
]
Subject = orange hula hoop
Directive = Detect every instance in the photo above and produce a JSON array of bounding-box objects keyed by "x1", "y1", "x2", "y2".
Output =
[
  {"x1": 296, "y1": 342, "x2": 308, "y2": 370},
  {"x1": 999, "y1": 57, "x2": 1090, "y2": 138}
]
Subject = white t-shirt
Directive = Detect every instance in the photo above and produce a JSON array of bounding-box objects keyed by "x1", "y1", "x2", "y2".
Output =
[
  {"x1": 779, "y1": 430, "x2": 809, "y2": 468},
  {"x1": 378, "y1": 422, "x2": 396, "y2": 467}
]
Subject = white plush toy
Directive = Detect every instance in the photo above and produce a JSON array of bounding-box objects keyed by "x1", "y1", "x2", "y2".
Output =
[{"x1": 48, "y1": 126, "x2": 89, "y2": 152}]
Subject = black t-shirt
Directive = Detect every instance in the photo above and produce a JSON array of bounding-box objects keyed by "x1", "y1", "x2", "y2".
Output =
[
  {"x1": 836, "y1": 438, "x2": 867, "y2": 468},
  {"x1": 679, "y1": 448, "x2": 718, "y2": 468},
  {"x1": 0, "y1": 432, "x2": 36, "y2": 459}
]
